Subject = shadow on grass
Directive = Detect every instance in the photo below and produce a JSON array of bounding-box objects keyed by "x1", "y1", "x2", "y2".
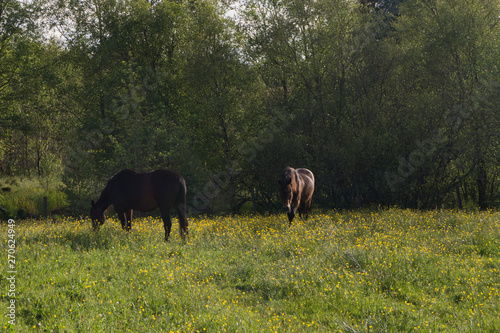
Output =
[
  {"x1": 63, "y1": 229, "x2": 120, "y2": 251},
  {"x1": 22, "y1": 224, "x2": 125, "y2": 252}
]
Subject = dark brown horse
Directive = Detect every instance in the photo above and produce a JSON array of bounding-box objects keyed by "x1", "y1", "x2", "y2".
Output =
[
  {"x1": 278, "y1": 167, "x2": 315, "y2": 224},
  {"x1": 90, "y1": 169, "x2": 188, "y2": 241}
]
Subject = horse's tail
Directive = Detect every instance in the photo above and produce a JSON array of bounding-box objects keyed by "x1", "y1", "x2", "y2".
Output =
[{"x1": 176, "y1": 175, "x2": 188, "y2": 239}]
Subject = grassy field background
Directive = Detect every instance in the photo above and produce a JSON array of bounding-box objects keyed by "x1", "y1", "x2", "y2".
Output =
[{"x1": 1, "y1": 209, "x2": 499, "y2": 332}]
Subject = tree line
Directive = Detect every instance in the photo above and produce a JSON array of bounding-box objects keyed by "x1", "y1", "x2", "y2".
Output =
[{"x1": 1, "y1": 0, "x2": 499, "y2": 215}]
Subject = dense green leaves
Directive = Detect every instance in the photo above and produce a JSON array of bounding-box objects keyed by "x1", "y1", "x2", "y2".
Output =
[{"x1": 0, "y1": 0, "x2": 499, "y2": 214}]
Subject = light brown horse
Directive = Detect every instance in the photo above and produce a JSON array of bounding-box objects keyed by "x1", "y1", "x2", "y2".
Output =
[
  {"x1": 90, "y1": 169, "x2": 188, "y2": 241},
  {"x1": 278, "y1": 167, "x2": 315, "y2": 224}
]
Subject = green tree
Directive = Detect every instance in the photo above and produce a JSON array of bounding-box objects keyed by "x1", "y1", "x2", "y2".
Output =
[
  {"x1": 242, "y1": 0, "x2": 398, "y2": 207},
  {"x1": 390, "y1": 0, "x2": 500, "y2": 208},
  {"x1": 181, "y1": 0, "x2": 261, "y2": 213},
  {"x1": 56, "y1": 0, "x2": 190, "y2": 196},
  {"x1": 0, "y1": 0, "x2": 32, "y2": 175}
]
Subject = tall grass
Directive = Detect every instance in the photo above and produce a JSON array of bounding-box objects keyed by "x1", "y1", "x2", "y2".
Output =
[
  {"x1": 1, "y1": 209, "x2": 499, "y2": 332},
  {"x1": 0, "y1": 178, "x2": 67, "y2": 218}
]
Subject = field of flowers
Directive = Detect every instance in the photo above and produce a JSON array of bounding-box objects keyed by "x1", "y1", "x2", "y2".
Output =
[{"x1": 1, "y1": 209, "x2": 499, "y2": 332}]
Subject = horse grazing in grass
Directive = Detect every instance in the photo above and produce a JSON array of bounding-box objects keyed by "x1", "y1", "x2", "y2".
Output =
[
  {"x1": 278, "y1": 167, "x2": 315, "y2": 224},
  {"x1": 90, "y1": 169, "x2": 188, "y2": 241}
]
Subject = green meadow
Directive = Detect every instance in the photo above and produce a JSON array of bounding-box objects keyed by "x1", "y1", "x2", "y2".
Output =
[{"x1": 1, "y1": 209, "x2": 500, "y2": 332}]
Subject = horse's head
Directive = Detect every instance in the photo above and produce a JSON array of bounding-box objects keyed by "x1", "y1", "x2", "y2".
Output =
[
  {"x1": 90, "y1": 200, "x2": 105, "y2": 231},
  {"x1": 278, "y1": 168, "x2": 296, "y2": 213}
]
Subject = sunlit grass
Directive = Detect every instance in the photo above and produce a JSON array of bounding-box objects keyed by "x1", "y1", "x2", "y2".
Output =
[
  {"x1": 1, "y1": 209, "x2": 499, "y2": 331},
  {"x1": 0, "y1": 177, "x2": 67, "y2": 218}
]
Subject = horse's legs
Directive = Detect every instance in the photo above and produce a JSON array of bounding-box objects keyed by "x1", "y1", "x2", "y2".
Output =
[
  {"x1": 159, "y1": 206, "x2": 172, "y2": 241},
  {"x1": 124, "y1": 209, "x2": 133, "y2": 231},
  {"x1": 298, "y1": 200, "x2": 312, "y2": 220},
  {"x1": 304, "y1": 198, "x2": 312, "y2": 220},
  {"x1": 174, "y1": 203, "x2": 188, "y2": 241},
  {"x1": 116, "y1": 209, "x2": 127, "y2": 230}
]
